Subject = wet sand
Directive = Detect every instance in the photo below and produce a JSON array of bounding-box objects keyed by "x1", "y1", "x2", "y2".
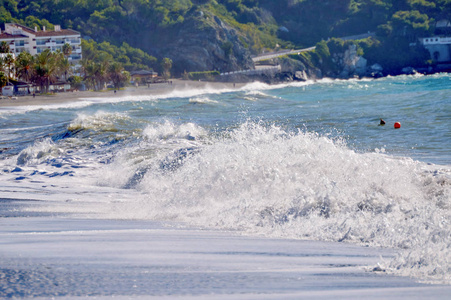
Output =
[{"x1": 0, "y1": 79, "x2": 243, "y2": 108}]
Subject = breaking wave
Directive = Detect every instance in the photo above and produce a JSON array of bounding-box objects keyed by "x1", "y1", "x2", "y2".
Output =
[{"x1": 93, "y1": 120, "x2": 450, "y2": 284}]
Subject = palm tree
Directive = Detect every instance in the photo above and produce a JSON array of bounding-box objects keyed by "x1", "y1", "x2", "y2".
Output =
[
  {"x1": 108, "y1": 62, "x2": 127, "y2": 89},
  {"x1": 0, "y1": 56, "x2": 5, "y2": 75},
  {"x1": 58, "y1": 57, "x2": 71, "y2": 82},
  {"x1": 83, "y1": 59, "x2": 111, "y2": 91},
  {"x1": 0, "y1": 43, "x2": 12, "y2": 85},
  {"x1": 161, "y1": 57, "x2": 172, "y2": 80},
  {"x1": 32, "y1": 63, "x2": 48, "y2": 93},
  {"x1": 15, "y1": 52, "x2": 34, "y2": 83},
  {"x1": 83, "y1": 60, "x2": 98, "y2": 90},
  {"x1": 0, "y1": 72, "x2": 7, "y2": 88},
  {"x1": 32, "y1": 49, "x2": 58, "y2": 93},
  {"x1": 62, "y1": 43, "x2": 72, "y2": 59},
  {"x1": 94, "y1": 61, "x2": 108, "y2": 90},
  {"x1": 3, "y1": 53, "x2": 15, "y2": 82}
]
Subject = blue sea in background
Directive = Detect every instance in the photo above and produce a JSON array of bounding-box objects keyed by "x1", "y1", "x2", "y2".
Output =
[
  {"x1": 1, "y1": 73, "x2": 449, "y2": 165},
  {"x1": 0, "y1": 73, "x2": 450, "y2": 283}
]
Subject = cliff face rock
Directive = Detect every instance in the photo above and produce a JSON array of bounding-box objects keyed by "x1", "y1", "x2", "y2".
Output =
[
  {"x1": 332, "y1": 44, "x2": 367, "y2": 78},
  {"x1": 148, "y1": 12, "x2": 254, "y2": 75}
]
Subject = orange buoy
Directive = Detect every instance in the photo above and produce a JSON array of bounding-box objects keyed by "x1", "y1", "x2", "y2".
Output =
[{"x1": 394, "y1": 122, "x2": 401, "y2": 129}]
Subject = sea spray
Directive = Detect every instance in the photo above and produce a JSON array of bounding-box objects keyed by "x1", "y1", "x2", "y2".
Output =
[
  {"x1": 103, "y1": 121, "x2": 450, "y2": 283},
  {"x1": 16, "y1": 138, "x2": 62, "y2": 166}
]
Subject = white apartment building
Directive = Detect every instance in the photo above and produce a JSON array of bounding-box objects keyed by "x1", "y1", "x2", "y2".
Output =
[{"x1": 0, "y1": 23, "x2": 82, "y2": 63}]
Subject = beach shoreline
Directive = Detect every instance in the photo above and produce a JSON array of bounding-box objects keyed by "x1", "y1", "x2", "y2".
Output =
[
  {"x1": 0, "y1": 79, "x2": 244, "y2": 108},
  {"x1": 2, "y1": 212, "x2": 451, "y2": 299}
]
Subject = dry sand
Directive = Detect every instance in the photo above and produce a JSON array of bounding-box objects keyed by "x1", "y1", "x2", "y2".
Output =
[{"x1": 0, "y1": 79, "x2": 244, "y2": 108}]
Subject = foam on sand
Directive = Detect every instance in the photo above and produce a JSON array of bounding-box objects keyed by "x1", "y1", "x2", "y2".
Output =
[{"x1": 2, "y1": 215, "x2": 451, "y2": 299}]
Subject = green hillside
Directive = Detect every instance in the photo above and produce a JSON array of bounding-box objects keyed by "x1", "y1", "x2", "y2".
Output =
[{"x1": 1, "y1": 0, "x2": 451, "y2": 76}]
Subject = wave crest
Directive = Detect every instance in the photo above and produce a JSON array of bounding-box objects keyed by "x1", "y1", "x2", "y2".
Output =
[{"x1": 116, "y1": 121, "x2": 450, "y2": 283}]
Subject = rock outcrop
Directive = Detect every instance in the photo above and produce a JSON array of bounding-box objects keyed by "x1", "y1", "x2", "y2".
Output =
[
  {"x1": 332, "y1": 44, "x2": 367, "y2": 78},
  {"x1": 279, "y1": 56, "x2": 322, "y2": 80}
]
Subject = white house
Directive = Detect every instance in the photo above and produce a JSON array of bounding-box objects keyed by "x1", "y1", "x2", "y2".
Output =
[
  {"x1": 421, "y1": 36, "x2": 451, "y2": 62},
  {"x1": 0, "y1": 23, "x2": 82, "y2": 63}
]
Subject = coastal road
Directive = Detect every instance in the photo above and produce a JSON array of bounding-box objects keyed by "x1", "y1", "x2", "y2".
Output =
[
  {"x1": 252, "y1": 32, "x2": 375, "y2": 63},
  {"x1": 252, "y1": 46, "x2": 316, "y2": 62}
]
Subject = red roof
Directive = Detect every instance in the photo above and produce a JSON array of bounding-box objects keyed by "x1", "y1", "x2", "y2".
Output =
[
  {"x1": 9, "y1": 24, "x2": 36, "y2": 34},
  {"x1": 5, "y1": 24, "x2": 80, "y2": 38},
  {"x1": 34, "y1": 29, "x2": 80, "y2": 37},
  {"x1": 0, "y1": 32, "x2": 28, "y2": 39}
]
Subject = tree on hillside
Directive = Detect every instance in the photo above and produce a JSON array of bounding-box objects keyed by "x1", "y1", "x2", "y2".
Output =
[
  {"x1": 391, "y1": 10, "x2": 431, "y2": 38},
  {"x1": 81, "y1": 39, "x2": 157, "y2": 72}
]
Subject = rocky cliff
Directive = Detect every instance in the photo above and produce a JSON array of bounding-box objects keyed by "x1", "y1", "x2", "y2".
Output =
[{"x1": 145, "y1": 10, "x2": 254, "y2": 76}]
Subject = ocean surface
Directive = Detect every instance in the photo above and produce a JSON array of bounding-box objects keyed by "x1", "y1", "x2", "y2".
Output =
[{"x1": 0, "y1": 73, "x2": 450, "y2": 285}]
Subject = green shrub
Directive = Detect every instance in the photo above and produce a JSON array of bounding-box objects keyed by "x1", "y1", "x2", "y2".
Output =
[{"x1": 188, "y1": 71, "x2": 220, "y2": 81}]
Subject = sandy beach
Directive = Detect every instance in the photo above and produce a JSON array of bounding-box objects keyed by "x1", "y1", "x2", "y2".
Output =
[
  {"x1": 2, "y1": 212, "x2": 451, "y2": 299},
  {"x1": 0, "y1": 79, "x2": 243, "y2": 108}
]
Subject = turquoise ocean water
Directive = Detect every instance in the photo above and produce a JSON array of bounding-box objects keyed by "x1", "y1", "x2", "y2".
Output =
[{"x1": 0, "y1": 73, "x2": 450, "y2": 283}]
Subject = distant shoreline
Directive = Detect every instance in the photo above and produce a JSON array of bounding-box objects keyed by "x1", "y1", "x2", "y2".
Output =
[
  {"x1": 2, "y1": 71, "x2": 448, "y2": 109},
  {"x1": 0, "y1": 79, "x2": 244, "y2": 108}
]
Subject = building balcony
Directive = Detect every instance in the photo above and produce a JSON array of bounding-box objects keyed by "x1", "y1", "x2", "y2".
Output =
[
  {"x1": 36, "y1": 47, "x2": 47, "y2": 54},
  {"x1": 10, "y1": 41, "x2": 26, "y2": 46},
  {"x1": 67, "y1": 39, "x2": 81, "y2": 44},
  {"x1": 15, "y1": 48, "x2": 28, "y2": 53},
  {"x1": 69, "y1": 55, "x2": 82, "y2": 61}
]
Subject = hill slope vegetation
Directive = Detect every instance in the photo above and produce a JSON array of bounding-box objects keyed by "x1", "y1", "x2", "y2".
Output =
[{"x1": 1, "y1": 0, "x2": 451, "y2": 75}]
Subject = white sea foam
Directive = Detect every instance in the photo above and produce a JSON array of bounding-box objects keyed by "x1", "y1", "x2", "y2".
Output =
[
  {"x1": 89, "y1": 121, "x2": 451, "y2": 284},
  {"x1": 0, "y1": 78, "x2": 363, "y2": 117},
  {"x1": 15, "y1": 138, "x2": 61, "y2": 166},
  {"x1": 188, "y1": 96, "x2": 219, "y2": 104},
  {"x1": 68, "y1": 111, "x2": 131, "y2": 132},
  {"x1": 80, "y1": 84, "x2": 237, "y2": 104},
  {"x1": 0, "y1": 100, "x2": 95, "y2": 115},
  {"x1": 240, "y1": 79, "x2": 317, "y2": 92},
  {"x1": 142, "y1": 120, "x2": 206, "y2": 141},
  {"x1": 5, "y1": 117, "x2": 450, "y2": 285}
]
